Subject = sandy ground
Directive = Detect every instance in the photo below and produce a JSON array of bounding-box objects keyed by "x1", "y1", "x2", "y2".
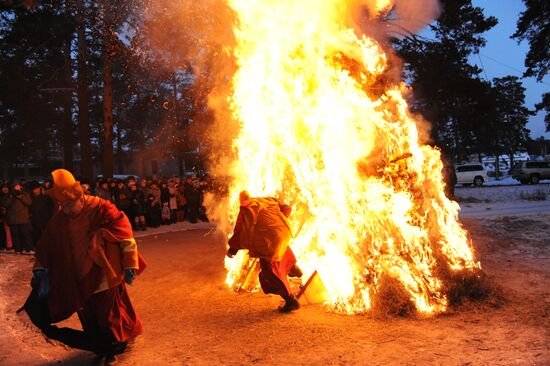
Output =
[{"x1": 1, "y1": 213, "x2": 550, "y2": 365}]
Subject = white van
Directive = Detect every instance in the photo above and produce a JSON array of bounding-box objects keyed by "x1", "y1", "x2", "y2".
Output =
[{"x1": 455, "y1": 164, "x2": 488, "y2": 187}]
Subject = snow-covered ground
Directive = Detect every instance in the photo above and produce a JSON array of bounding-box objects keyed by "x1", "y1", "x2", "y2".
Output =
[
  {"x1": 456, "y1": 182, "x2": 550, "y2": 218},
  {"x1": 479, "y1": 176, "x2": 550, "y2": 187}
]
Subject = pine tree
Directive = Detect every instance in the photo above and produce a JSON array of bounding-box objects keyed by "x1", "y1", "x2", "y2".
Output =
[
  {"x1": 513, "y1": 0, "x2": 550, "y2": 132},
  {"x1": 492, "y1": 76, "x2": 532, "y2": 168},
  {"x1": 394, "y1": 0, "x2": 498, "y2": 161}
]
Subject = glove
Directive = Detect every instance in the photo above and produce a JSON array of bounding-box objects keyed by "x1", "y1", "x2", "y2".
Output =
[
  {"x1": 124, "y1": 268, "x2": 137, "y2": 285},
  {"x1": 32, "y1": 269, "x2": 50, "y2": 299}
]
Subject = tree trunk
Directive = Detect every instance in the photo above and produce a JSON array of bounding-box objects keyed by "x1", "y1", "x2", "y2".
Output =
[
  {"x1": 62, "y1": 38, "x2": 74, "y2": 171},
  {"x1": 77, "y1": 1, "x2": 93, "y2": 182},
  {"x1": 116, "y1": 124, "x2": 123, "y2": 173},
  {"x1": 172, "y1": 73, "x2": 184, "y2": 176},
  {"x1": 102, "y1": 0, "x2": 114, "y2": 178}
]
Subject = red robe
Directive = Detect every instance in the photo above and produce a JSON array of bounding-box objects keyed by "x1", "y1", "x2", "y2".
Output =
[
  {"x1": 35, "y1": 195, "x2": 145, "y2": 342},
  {"x1": 228, "y1": 200, "x2": 297, "y2": 299},
  {"x1": 258, "y1": 247, "x2": 297, "y2": 299}
]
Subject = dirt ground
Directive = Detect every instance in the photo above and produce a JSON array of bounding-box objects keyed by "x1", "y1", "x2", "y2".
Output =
[{"x1": 1, "y1": 215, "x2": 549, "y2": 366}]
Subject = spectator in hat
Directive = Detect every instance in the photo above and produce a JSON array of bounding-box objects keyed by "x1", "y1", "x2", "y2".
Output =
[
  {"x1": 29, "y1": 182, "x2": 55, "y2": 248},
  {"x1": 96, "y1": 181, "x2": 112, "y2": 202},
  {"x1": 184, "y1": 176, "x2": 201, "y2": 223},
  {"x1": 115, "y1": 181, "x2": 131, "y2": 220},
  {"x1": 0, "y1": 184, "x2": 9, "y2": 251},
  {"x1": 129, "y1": 184, "x2": 146, "y2": 231},
  {"x1": 3, "y1": 183, "x2": 33, "y2": 253},
  {"x1": 168, "y1": 180, "x2": 178, "y2": 224}
]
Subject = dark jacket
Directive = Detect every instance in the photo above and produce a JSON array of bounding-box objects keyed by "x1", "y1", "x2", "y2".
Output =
[
  {"x1": 96, "y1": 187, "x2": 112, "y2": 202},
  {"x1": 4, "y1": 191, "x2": 32, "y2": 225},
  {"x1": 116, "y1": 188, "x2": 131, "y2": 213},
  {"x1": 160, "y1": 186, "x2": 170, "y2": 204},
  {"x1": 0, "y1": 192, "x2": 9, "y2": 223},
  {"x1": 130, "y1": 189, "x2": 145, "y2": 216},
  {"x1": 30, "y1": 194, "x2": 55, "y2": 230}
]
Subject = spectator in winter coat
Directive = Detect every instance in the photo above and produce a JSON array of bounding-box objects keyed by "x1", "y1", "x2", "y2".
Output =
[
  {"x1": 96, "y1": 181, "x2": 112, "y2": 202},
  {"x1": 160, "y1": 183, "x2": 170, "y2": 206},
  {"x1": 29, "y1": 183, "x2": 55, "y2": 248},
  {"x1": 129, "y1": 184, "x2": 146, "y2": 231},
  {"x1": 42, "y1": 179, "x2": 53, "y2": 192},
  {"x1": 81, "y1": 183, "x2": 92, "y2": 195},
  {"x1": 441, "y1": 156, "x2": 457, "y2": 199},
  {"x1": 148, "y1": 183, "x2": 161, "y2": 207},
  {"x1": 168, "y1": 181, "x2": 178, "y2": 224},
  {"x1": 138, "y1": 180, "x2": 148, "y2": 200},
  {"x1": 198, "y1": 178, "x2": 210, "y2": 222},
  {"x1": 176, "y1": 184, "x2": 186, "y2": 222},
  {"x1": 115, "y1": 182, "x2": 131, "y2": 219},
  {"x1": 0, "y1": 184, "x2": 9, "y2": 251},
  {"x1": 109, "y1": 180, "x2": 117, "y2": 202},
  {"x1": 184, "y1": 177, "x2": 201, "y2": 223},
  {"x1": 3, "y1": 183, "x2": 33, "y2": 253},
  {"x1": 145, "y1": 193, "x2": 160, "y2": 228}
]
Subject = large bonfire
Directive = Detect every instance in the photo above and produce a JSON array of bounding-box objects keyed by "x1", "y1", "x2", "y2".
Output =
[{"x1": 222, "y1": 0, "x2": 480, "y2": 314}]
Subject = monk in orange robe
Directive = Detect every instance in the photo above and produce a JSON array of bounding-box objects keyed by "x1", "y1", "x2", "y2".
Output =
[
  {"x1": 227, "y1": 191, "x2": 302, "y2": 313},
  {"x1": 20, "y1": 169, "x2": 145, "y2": 365}
]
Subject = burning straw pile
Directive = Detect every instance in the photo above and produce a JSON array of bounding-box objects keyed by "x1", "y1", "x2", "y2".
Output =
[{"x1": 213, "y1": 0, "x2": 487, "y2": 316}]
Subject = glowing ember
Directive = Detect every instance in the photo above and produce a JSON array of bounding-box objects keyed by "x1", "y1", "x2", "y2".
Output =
[{"x1": 223, "y1": 0, "x2": 479, "y2": 314}]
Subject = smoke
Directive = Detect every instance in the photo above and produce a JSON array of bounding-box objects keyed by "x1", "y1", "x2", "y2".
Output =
[
  {"x1": 137, "y1": 0, "x2": 441, "y2": 231},
  {"x1": 349, "y1": 0, "x2": 441, "y2": 39},
  {"x1": 138, "y1": 2, "x2": 238, "y2": 161},
  {"x1": 139, "y1": 1, "x2": 240, "y2": 229},
  {"x1": 346, "y1": 0, "x2": 439, "y2": 145},
  {"x1": 391, "y1": 0, "x2": 441, "y2": 35}
]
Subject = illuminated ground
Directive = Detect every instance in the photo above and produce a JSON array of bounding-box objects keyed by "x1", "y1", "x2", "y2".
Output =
[{"x1": 1, "y1": 216, "x2": 549, "y2": 366}]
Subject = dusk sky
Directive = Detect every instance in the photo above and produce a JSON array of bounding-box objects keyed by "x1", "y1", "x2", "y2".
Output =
[{"x1": 471, "y1": 0, "x2": 549, "y2": 139}]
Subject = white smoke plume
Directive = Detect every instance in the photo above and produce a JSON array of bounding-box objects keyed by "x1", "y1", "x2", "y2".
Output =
[{"x1": 350, "y1": 0, "x2": 441, "y2": 39}]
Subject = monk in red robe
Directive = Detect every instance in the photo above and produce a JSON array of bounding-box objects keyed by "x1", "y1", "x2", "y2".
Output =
[
  {"x1": 227, "y1": 191, "x2": 302, "y2": 313},
  {"x1": 20, "y1": 169, "x2": 145, "y2": 365}
]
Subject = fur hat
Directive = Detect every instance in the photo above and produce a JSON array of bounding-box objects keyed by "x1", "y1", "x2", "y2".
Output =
[{"x1": 47, "y1": 169, "x2": 84, "y2": 202}]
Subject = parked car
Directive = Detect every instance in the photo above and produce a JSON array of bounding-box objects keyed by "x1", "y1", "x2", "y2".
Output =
[
  {"x1": 509, "y1": 161, "x2": 550, "y2": 184},
  {"x1": 483, "y1": 162, "x2": 509, "y2": 177},
  {"x1": 455, "y1": 164, "x2": 488, "y2": 187}
]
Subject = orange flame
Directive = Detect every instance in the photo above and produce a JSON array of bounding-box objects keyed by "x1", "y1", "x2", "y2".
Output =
[{"x1": 223, "y1": 0, "x2": 479, "y2": 314}]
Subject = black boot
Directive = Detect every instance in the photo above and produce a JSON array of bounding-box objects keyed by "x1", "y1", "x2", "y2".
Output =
[{"x1": 278, "y1": 295, "x2": 300, "y2": 313}]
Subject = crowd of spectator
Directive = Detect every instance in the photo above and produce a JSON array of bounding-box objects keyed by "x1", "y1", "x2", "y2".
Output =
[{"x1": 0, "y1": 174, "x2": 211, "y2": 255}]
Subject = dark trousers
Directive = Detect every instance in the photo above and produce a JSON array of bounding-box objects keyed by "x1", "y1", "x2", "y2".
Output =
[
  {"x1": 10, "y1": 223, "x2": 33, "y2": 252},
  {"x1": 32, "y1": 225, "x2": 45, "y2": 248},
  {"x1": 259, "y1": 247, "x2": 297, "y2": 301},
  {"x1": 0, "y1": 223, "x2": 6, "y2": 249},
  {"x1": 187, "y1": 202, "x2": 199, "y2": 223}
]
